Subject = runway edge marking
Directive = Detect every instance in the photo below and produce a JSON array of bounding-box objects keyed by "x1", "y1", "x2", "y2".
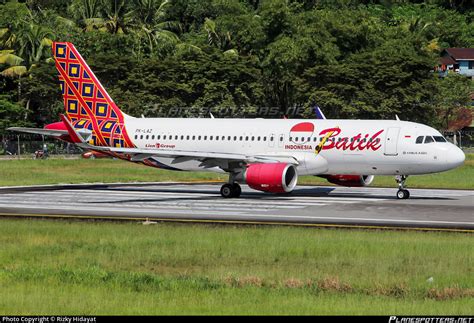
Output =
[{"x1": 0, "y1": 212, "x2": 472, "y2": 234}]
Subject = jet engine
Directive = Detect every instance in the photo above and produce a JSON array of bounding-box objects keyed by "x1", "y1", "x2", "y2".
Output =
[
  {"x1": 243, "y1": 163, "x2": 298, "y2": 193},
  {"x1": 322, "y1": 174, "x2": 374, "y2": 187}
]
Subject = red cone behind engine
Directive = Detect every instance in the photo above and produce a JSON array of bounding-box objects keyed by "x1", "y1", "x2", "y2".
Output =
[{"x1": 323, "y1": 174, "x2": 374, "y2": 187}]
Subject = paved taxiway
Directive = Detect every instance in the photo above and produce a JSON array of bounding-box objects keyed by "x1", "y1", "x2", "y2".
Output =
[{"x1": 0, "y1": 183, "x2": 473, "y2": 231}]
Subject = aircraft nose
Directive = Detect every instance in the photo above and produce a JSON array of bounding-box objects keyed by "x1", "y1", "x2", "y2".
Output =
[{"x1": 446, "y1": 145, "x2": 465, "y2": 169}]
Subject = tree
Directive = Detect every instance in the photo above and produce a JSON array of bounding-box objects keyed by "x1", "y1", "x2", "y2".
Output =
[
  {"x1": 0, "y1": 97, "x2": 33, "y2": 133},
  {"x1": 21, "y1": 62, "x2": 63, "y2": 126},
  {"x1": 130, "y1": 0, "x2": 181, "y2": 59},
  {"x1": 435, "y1": 74, "x2": 473, "y2": 130},
  {"x1": 295, "y1": 36, "x2": 440, "y2": 124},
  {"x1": 0, "y1": 0, "x2": 473, "y2": 128},
  {"x1": 0, "y1": 50, "x2": 27, "y2": 101},
  {"x1": 16, "y1": 24, "x2": 53, "y2": 65}
]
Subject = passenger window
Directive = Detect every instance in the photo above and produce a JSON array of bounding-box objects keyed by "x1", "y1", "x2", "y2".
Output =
[
  {"x1": 251, "y1": 136, "x2": 255, "y2": 141},
  {"x1": 263, "y1": 137, "x2": 266, "y2": 141},
  {"x1": 216, "y1": 136, "x2": 219, "y2": 141},
  {"x1": 192, "y1": 135, "x2": 195, "y2": 140},
  {"x1": 257, "y1": 136, "x2": 261, "y2": 141},
  {"x1": 270, "y1": 137, "x2": 274, "y2": 141},
  {"x1": 416, "y1": 136, "x2": 424, "y2": 144},
  {"x1": 152, "y1": 135, "x2": 155, "y2": 140},
  {"x1": 146, "y1": 135, "x2": 149, "y2": 140},
  {"x1": 424, "y1": 136, "x2": 434, "y2": 144},
  {"x1": 245, "y1": 136, "x2": 249, "y2": 141},
  {"x1": 295, "y1": 137, "x2": 298, "y2": 142},
  {"x1": 186, "y1": 135, "x2": 190, "y2": 140},
  {"x1": 222, "y1": 136, "x2": 225, "y2": 140},
  {"x1": 280, "y1": 136, "x2": 284, "y2": 142},
  {"x1": 198, "y1": 136, "x2": 201, "y2": 140},
  {"x1": 134, "y1": 135, "x2": 138, "y2": 139},
  {"x1": 175, "y1": 135, "x2": 178, "y2": 140},
  {"x1": 228, "y1": 136, "x2": 231, "y2": 140},
  {"x1": 239, "y1": 136, "x2": 243, "y2": 141},
  {"x1": 204, "y1": 136, "x2": 207, "y2": 140},
  {"x1": 233, "y1": 136, "x2": 237, "y2": 141}
]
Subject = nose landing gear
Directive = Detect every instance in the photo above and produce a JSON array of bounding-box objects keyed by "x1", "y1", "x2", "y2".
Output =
[{"x1": 395, "y1": 175, "x2": 410, "y2": 199}]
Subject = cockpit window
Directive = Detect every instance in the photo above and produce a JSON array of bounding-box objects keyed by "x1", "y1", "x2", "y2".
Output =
[
  {"x1": 424, "y1": 136, "x2": 434, "y2": 144},
  {"x1": 433, "y1": 136, "x2": 447, "y2": 143},
  {"x1": 416, "y1": 136, "x2": 424, "y2": 144}
]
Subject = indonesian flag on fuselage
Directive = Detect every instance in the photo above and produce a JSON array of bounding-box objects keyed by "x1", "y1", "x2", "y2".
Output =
[{"x1": 289, "y1": 122, "x2": 314, "y2": 143}]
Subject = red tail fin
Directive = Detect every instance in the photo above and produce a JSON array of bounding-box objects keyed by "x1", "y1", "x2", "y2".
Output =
[{"x1": 52, "y1": 42, "x2": 134, "y2": 148}]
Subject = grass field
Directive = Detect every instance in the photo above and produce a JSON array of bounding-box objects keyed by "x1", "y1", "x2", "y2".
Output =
[
  {"x1": 0, "y1": 153, "x2": 473, "y2": 189},
  {"x1": 0, "y1": 219, "x2": 472, "y2": 315}
]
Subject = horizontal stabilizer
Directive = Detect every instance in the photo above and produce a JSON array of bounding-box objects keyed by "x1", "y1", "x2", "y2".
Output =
[
  {"x1": 7, "y1": 127, "x2": 68, "y2": 137},
  {"x1": 8, "y1": 125, "x2": 92, "y2": 142}
]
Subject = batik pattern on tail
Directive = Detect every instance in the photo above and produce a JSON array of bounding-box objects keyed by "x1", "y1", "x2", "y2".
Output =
[{"x1": 52, "y1": 42, "x2": 134, "y2": 148}]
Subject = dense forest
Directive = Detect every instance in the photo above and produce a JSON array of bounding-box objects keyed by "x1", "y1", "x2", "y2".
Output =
[{"x1": 0, "y1": 0, "x2": 473, "y2": 133}]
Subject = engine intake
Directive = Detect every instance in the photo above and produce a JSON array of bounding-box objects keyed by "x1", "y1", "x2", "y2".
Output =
[
  {"x1": 323, "y1": 174, "x2": 374, "y2": 187},
  {"x1": 244, "y1": 163, "x2": 298, "y2": 193}
]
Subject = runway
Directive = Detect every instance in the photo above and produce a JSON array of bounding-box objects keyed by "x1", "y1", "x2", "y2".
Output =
[{"x1": 0, "y1": 183, "x2": 473, "y2": 231}]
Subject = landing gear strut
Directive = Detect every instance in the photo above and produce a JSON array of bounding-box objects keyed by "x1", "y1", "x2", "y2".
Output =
[
  {"x1": 395, "y1": 175, "x2": 410, "y2": 199},
  {"x1": 220, "y1": 183, "x2": 241, "y2": 198}
]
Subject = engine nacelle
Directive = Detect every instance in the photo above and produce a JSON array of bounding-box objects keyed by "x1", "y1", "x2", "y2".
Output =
[
  {"x1": 323, "y1": 174, "x2": 374, "y2": 187},
  {"x1": 243, "y1": 163, "x2": 298, "y2": 193}
]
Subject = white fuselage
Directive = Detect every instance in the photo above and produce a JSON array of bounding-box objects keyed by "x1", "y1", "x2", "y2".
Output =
[{"x1": 125, "y1": 117, "x2": 465, "y2": 176}]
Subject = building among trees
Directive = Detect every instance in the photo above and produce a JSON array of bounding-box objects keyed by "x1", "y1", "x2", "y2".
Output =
[{"x1": 438, "y1": 48, "x2": 474, "y2": 78}]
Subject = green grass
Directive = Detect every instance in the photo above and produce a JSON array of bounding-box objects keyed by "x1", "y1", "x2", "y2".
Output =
[
  {"x1": 0, "y1": 154, "x2": 473, "y2": 189},
  {"x1": 0, "y1": 219, "x2": 472, "y2": 314}
]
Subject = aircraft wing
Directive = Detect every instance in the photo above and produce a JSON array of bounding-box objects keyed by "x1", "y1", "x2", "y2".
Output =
[{"x1": 76, "y1": 142, "x2": 299, "y2": 166}]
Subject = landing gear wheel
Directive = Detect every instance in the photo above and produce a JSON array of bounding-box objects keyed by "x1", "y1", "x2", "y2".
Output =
[
  {"x1": 220, "y1": 184, "x2": 234, "y2": 198},
  {"x1": 232, "y1": 183, "x2": 241, "y2": 198},
  {"x1": 395, "y1": 175, "x2": 410, "y2": 199},
  {"x1": 397, "y1": 189, "x2": 410, "y2": 199}
]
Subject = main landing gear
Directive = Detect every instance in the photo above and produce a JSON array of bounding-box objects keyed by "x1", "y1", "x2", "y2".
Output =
[
  {"x1": 220, "y1": 183, "x2": 242, "y2": 198},
  {"x1": 395, "y1": 175, "x2": 410, "y2": 199}
]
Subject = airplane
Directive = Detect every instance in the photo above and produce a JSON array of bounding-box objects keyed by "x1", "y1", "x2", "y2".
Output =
[{"x1": 8, "y1": 42, "x2": 466, "y2": 199}]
